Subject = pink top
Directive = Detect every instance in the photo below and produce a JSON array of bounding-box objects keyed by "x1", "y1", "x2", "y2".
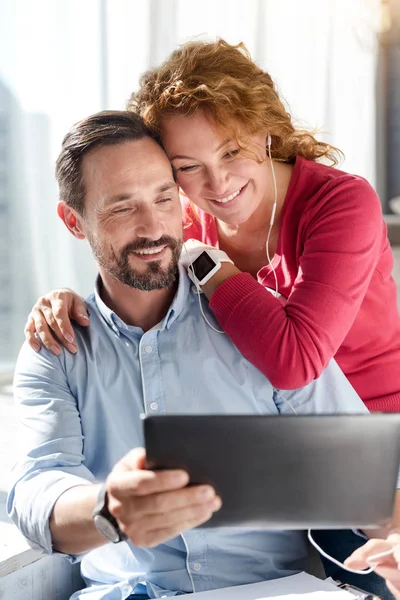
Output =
[{"x1": 182, "y1": 156, "x2": 400, "y2": 412}]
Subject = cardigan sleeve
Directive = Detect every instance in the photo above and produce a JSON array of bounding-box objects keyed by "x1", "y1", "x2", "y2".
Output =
[{"x1": 209, "y1": 177, "x2": 386, "y2": 389}]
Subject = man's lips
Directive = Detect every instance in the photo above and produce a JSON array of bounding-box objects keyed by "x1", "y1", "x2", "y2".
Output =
[{"x1": 131, "y1": 245, "x2": 168, "y2": 260}]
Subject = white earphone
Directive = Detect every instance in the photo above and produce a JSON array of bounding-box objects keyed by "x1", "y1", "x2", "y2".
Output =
[
  {"x1": 266, "y1": 134, "x2": 279, "y2": 298},
  {"x1": 182, "y1": 243, "x2": 225, "y2": 335}
]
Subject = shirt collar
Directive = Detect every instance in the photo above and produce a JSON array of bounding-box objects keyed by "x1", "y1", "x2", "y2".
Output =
[
  {"x1": 93, "y1": 264, "x2": 191, "y2": 335},
  {"x1": 162, "y1": 263, "x2": 192, "y2": 330}
]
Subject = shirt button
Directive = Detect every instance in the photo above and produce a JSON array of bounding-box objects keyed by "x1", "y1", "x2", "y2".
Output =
[
  {"x1": 144, "y1": 345, "x2": 153, "y2": 354},
  {"x1": 150, "y1": 402, "x2": 159, "y2": 411},
  {"x1": 125, "y1": 342, "x2": 130, "y2": 347},
  {"x1": 193, "y1": 562, "x2": 201, "y2": 571}
]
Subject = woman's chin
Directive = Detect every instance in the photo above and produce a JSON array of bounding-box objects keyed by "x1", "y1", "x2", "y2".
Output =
[{"x1": 212, "y1": 206, "x2": 255, "y2": 227}]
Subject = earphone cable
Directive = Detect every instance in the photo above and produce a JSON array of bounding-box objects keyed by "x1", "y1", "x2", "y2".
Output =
[
  {"x1": 182, "y1": 241, "x2": 225, "y2": 334},
  {"x1": 266, "y1": 137, "x2": 279, "y2": 298}
]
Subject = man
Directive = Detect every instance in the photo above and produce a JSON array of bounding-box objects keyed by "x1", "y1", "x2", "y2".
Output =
[{"x1": 6, "y1": 111, "x2": 387, "y2": 599}]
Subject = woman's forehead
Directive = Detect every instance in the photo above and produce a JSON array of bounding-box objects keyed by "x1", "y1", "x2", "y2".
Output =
[
  {"x1": 160, "y1": 113, "x2": 229, "y2": 156},
  {"x1": 160, "y1": 112, "x2": 266, "y2": 158}
]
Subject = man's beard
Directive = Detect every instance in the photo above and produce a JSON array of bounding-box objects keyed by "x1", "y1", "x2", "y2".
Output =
[{"x1": 90, "y1": 235, "x2": 182, "y2": 291}]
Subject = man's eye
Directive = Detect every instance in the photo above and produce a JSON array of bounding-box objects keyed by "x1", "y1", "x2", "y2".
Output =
[
  {"x1": 114, "y1": 207, "x2": 130, "y2": 214},
  {"x1": 157, "y1": 197, "x2": 171, "y2": 204}
]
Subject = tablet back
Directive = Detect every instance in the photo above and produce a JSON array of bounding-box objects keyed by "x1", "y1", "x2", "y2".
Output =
[{"x1": 144, "y1": 414, "x2": 400, "y2": 529}]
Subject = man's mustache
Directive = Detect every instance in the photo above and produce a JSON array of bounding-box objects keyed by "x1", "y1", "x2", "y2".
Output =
[{"x1": 123, "y1": 236, "x2": 180, "y2": 254}]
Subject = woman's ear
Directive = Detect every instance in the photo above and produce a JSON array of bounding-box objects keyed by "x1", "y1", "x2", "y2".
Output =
[{"x1": 57, "y1": 202, "x2": 86, "y2": 239}]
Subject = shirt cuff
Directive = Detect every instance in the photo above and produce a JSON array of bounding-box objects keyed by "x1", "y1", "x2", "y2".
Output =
[{"x1": 10, "y1": 473, "x2": 95, "y2": 558}]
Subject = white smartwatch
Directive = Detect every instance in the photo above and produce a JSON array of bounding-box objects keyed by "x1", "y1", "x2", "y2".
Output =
[{"x1": 187, "y1": 249, "x2": 233, "y2": 286}]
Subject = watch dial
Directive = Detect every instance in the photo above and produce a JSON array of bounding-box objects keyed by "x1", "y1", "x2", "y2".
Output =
[
  {"x1": 93, "y1": 514, "x2": 120, "y2": 543},
  {"x1": 191, "y1": 252, "x2": 216, "y2": 281}
]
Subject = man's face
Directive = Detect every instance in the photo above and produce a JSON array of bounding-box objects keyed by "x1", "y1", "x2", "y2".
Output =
[{"x1": 80, "y1": 137, "x2": 183, "y2": 291}]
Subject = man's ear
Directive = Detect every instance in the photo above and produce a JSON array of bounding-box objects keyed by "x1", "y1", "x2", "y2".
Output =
[{"x1": 57, "y1": 202, "x2": 86, "y2": 240}]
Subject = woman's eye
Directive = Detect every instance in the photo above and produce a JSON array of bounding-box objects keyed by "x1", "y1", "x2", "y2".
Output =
[
  {"x1": 177, "y1": 165, "x2": 197, "y2": 172},
  {"x1": 224, "y1": 148, "x2": 240, "y2": 159}
]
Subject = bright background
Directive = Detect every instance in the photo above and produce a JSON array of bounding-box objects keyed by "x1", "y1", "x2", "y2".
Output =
[{"x1": 0, "y1": 0, "x2": 399, "y2": 368}]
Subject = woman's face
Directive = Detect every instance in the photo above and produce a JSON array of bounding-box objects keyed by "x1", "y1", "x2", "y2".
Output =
[{"x1": 160, "y1": 111, "x2": 271, "y2": 226}]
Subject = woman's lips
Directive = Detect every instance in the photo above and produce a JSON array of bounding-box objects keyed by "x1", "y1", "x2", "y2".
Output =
[{"x1": 208, "y1": 182, "x2": 248, "y2": 208}]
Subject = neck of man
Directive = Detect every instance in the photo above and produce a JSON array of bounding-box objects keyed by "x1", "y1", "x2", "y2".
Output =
[{"x1": 99, "y1": 269, "x2": 179, "y2": 332}]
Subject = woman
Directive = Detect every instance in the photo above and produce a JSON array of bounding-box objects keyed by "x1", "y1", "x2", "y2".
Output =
[
  {"x1": 25, "y1": 39, "x2": 400, "y2": 596},
  {"x1": 345, "y1": 533, "x2": 400, "y2": 600}
]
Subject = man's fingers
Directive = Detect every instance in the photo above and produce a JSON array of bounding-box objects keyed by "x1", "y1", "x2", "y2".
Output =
[
  {"x1": 108, "y1": 467, "x2": 189, "y2": 499},
  {"x1": 111, "y1": 447, "x2": 147, "y2": 474},
  {"x1": 107, "y1": 446, "x2": 222, "y2": 548},
  {"x1": 126, "y1": 496, "x2": 222, "y2": 548},
  {"x1": 144, "y1": 495, "x2": 222, "y2": 528},
  {"x1": 109, "y1": 448, "x2": 189, "y2": 498},
  {"x1": 113, "y1": 482, "x2": 217, "y2": 519}
]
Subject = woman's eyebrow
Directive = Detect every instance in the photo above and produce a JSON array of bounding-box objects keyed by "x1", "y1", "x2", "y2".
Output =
[{"x1": 170, "y1": 139, "x2": 231, "y2": 161}]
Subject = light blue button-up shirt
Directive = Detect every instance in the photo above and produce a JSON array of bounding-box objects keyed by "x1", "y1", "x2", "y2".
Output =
[{"x1": 8, "y1": 266, "x2": 368, "y2": 600}]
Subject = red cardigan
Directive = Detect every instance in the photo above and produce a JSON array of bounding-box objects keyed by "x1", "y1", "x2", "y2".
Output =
[{"x1": 182, "y1": 156, "x2": 400, "y2": 412}]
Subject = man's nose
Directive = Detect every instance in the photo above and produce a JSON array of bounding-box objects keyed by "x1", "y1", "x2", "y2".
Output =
[{"x1": 136, "y1": 209, "x2": 163, "y2": 240}]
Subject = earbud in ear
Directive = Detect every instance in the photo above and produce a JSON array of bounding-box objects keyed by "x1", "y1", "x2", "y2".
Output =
[{"x1": 267, "y1": 134, "x2": 272, "y2": 149}]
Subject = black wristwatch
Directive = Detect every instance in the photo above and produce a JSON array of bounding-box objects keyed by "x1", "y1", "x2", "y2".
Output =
[{"x1": 92, "y1": 483, "x2": 127, "y2": 543}]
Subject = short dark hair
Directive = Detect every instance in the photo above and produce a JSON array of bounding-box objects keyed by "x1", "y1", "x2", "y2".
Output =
[{"x1": 55, "y1": 110, "x2": 158, "y2": 214}]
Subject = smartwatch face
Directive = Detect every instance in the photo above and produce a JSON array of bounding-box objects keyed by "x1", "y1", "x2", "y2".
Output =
[{"x1": 191, "y1": 251, "x2": 217, "y2": 281}]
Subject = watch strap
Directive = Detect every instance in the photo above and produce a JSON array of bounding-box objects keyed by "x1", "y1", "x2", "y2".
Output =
[
  {"x1": 188, "y1": 249, "x2": 233, "y2": 286},
  {"x1": 92, "y1": 483, "x2": 127, "y2": 543},
  {"x1": 202, "y1": 248, "x2": 234, "y2": 265}
]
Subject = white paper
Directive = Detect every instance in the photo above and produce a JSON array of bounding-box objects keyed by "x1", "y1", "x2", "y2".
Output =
[{"x1": 180, "y1": 572, "x2": 354, "y2": 598}]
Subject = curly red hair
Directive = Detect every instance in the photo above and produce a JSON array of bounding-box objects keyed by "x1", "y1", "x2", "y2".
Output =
[{"x1": 128, "y1": 39, "x2": 342, "y2": 165}]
